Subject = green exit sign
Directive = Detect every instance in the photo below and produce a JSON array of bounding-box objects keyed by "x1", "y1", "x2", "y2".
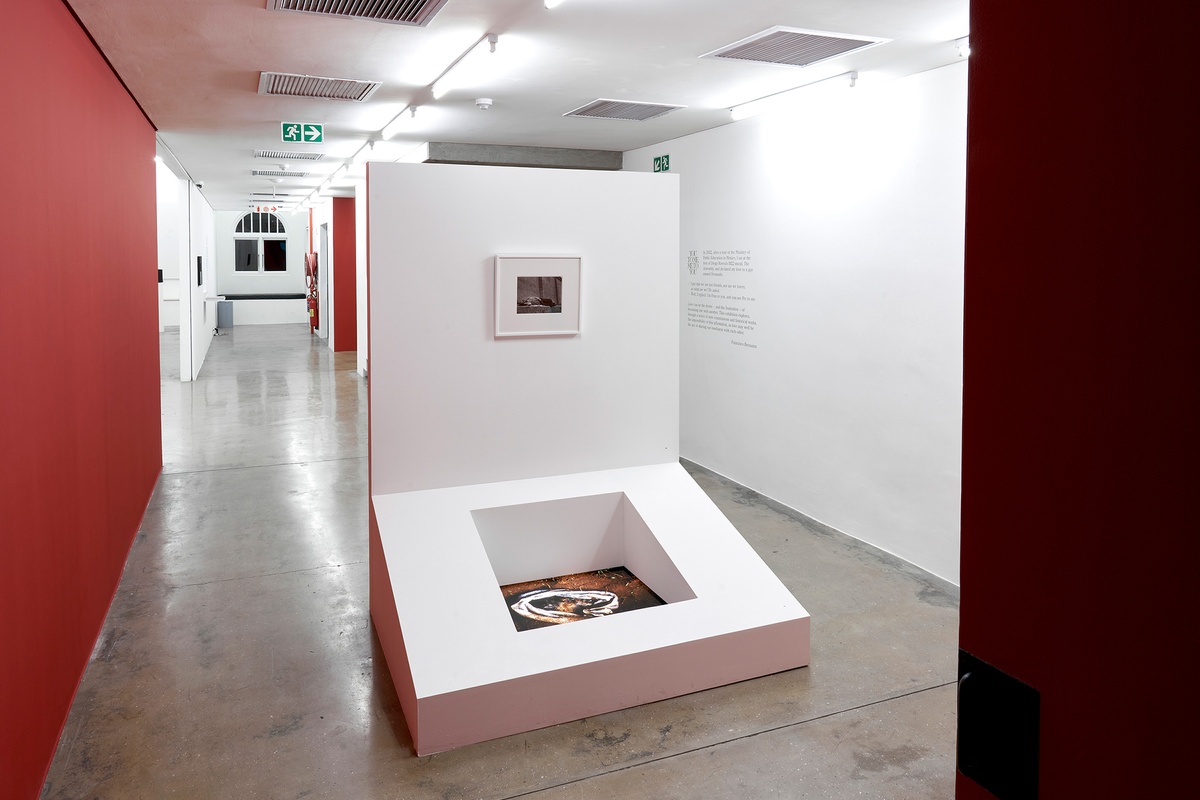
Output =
[
  {"x1": 653, "y1": 154, "x2": 670, "y2": 172},
  {"x1": 281, "y1": 122, "x2": 324, "y2": 144}
]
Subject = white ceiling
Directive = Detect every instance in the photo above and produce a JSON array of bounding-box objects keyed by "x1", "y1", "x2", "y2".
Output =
[{"x1": 66, "y1": 0, "x2": 968, "y2": 211}]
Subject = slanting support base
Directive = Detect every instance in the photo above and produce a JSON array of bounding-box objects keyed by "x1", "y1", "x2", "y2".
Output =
[{"x1": 370, "y1": 462, "x2": 810, "y2": 755}]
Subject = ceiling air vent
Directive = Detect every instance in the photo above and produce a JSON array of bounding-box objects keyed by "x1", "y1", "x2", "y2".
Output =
[
  {"x1": 564, "y1": 99, "x2": 684, "y2": 122},
  {"x1": 258, "y1": 71, "x2": 382, "y2": 102},
  {"x1": 701, "y1": 26, "x2": 888, "y2": 68},
  {"x1": 255, "y1": 149, "x2": 325, "y2": 161},
  {"x1": 267, "y1": 0, "x2": 451, "y2": 27},
  {"x1": 252, "y1": 169, "x2": 310, "y2": 178}
]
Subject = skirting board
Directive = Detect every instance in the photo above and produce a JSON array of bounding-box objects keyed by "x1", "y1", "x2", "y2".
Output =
[{"x1": 369, "y1": 462, "x2": 810, "y2": 755}]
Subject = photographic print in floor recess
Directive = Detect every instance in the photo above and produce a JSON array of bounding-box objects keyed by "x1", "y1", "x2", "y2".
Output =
[{"x1": 501, "y1": 566, "x2": 666, "y2": 631}]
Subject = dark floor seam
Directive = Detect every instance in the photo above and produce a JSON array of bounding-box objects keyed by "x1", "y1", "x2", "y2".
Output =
[
  {"x1": 160, "y1": 453, "x2": 367, "y2": 478},
  {"x1": 497, "y1": 681, "x2": 958, "y2": 799},
  {"x1": 170, "y1": 561, "x2": 366, "y2": 589}
]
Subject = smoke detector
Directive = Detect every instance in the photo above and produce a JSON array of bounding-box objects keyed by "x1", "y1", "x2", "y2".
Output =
[{"x1": 476, "y1": 98, "x2": 493, "y2": 110}]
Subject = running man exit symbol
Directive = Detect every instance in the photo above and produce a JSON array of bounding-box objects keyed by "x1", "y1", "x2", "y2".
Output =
[
  {"x1": 281, "y1": 122, "x2": 324, "y2": 143},
  {"x1": 653, "y1": 154, "x2": 670, "y2": 172}
]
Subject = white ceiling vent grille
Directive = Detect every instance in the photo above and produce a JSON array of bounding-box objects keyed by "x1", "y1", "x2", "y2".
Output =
[
  {"x1": 255, "y1": 149, "x2": 325, "y2": 161},
  {"x1": 564, "y1": 99, "x2": 684, "y2": 122},
  {"x1": 258, "y1": 71, "x2": 382, "y2": 102},
  {"x1": 267, "y1": 0, "x2": 451, "y2": 27},
  {"x1": 252, "y1": 169, "x2": 310, "y2": 178},
  {"x1": 702, "y1": 26, "x2": 888, "y2": 68}
]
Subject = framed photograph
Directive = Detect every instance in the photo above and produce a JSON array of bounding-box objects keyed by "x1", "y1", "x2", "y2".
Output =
[{"x1": 494, "y1": 255, "x2": 581, "y2": 337}]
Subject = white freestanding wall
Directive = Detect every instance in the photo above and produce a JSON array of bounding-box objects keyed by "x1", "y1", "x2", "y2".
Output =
[
  {"x1": 155, "y1": 158, "x2": 184, "y2": 331},
  {"x1": 354, "y1": 178, "x2": 368, "y2": 376},
  {"x1": 368, "y1": 163, "x2": 682, "y2": 495},
  {"x1": 309, "y1": 200, "x2": 333, "y2": 345},
  {"x1": 186, "y1": 184, "x2": 216, "y2": 381},
  {"x1": 156, "y1": 152, "x2": 216, "y2": 380},
  {"x1": 625, "y1": 62, "x2": 967, "y2": 585},
  {"x1": 368, "y1": 162, "x2": 809, "y2": 755},
  {"x1": 311, "y1": 185, "x2": 365, "y2": 354}
]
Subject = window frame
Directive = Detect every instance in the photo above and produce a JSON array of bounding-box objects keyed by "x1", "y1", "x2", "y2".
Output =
[{"x1": 233, "y1": 213, "x2": 289, "y2": 274}]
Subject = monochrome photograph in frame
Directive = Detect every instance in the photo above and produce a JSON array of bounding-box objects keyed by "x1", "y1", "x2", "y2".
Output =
[{"x1": 494, "y1": 255, "x2": 581, "y2": 337}]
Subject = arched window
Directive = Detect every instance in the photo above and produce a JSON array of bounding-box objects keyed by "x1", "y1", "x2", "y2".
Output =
[
  {"x1": 234, "y1": 212, "x2": 288, "y2": 272},
  {"x1": 235, "y1": 212, "x2": 286, "y2": 235}
]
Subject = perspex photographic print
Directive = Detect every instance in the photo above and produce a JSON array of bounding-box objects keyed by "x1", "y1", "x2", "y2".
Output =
[
  {"x1": 495, "y1": 255, "x2": 580, "y2": 336},
  {"x1": 501, "y1": 566, "x2": 666, "y2": 632},
  {"x1": 516, "y1": 276, "x2": 563, "y2": 314}
]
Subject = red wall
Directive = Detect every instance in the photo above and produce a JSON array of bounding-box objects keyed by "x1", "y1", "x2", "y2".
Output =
[
  {"x1": 0, "y1": 2, "x2": 162, "y2": 798},
  {"x1": 332, "y1": 197, "x2": 358, "y2": 352},
  {"x1": 959, "y1": 1, "x2": 1194, "y2": 796}
]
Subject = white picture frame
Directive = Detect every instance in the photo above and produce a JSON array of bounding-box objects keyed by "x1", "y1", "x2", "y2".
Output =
[{"x1": 494, "y1": 254, "x2": 581, "y2": 337}]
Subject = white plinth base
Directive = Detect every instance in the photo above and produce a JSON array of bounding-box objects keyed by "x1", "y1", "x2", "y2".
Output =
[
  {"x1": 370, "y1": 462, "x2": 810, "y2": 755},
  {"x1": 228, "y1": 298, "x2": 307, "y2": 325}
]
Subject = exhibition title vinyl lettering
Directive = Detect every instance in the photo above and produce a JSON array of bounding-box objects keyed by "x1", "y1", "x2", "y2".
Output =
[{"x1": 686, "y1": 249, "x2": 759, "y2": 348}]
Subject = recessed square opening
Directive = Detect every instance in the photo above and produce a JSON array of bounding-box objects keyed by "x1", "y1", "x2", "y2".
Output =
[{"x1": 471, "y1": 492, "x2": 696, "y2": 631}]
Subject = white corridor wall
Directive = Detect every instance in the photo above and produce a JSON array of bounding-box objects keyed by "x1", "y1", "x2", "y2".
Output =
[
  {"x1": 214, "y1": 208, "x2": 308, "y2": 325},
  {"x1": 625, "y1": 62, "x2": 967, "y2": 584}
]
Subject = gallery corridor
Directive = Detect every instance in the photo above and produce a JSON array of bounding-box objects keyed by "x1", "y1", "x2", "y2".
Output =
[{"x1": 42, "y1": 324, "x2": 959, "y2": 799}]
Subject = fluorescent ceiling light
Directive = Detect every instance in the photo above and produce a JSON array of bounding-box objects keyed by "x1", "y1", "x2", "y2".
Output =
[
  {"x1": 381, "y1": 105, "x2": 416, "y2": 140},
  {"x1": 352, "y1": 141, "x2": 374, "y2": 165},
  {"x1": 729, "y1": 71, "x2": 858, "y2": 121},
  {"x1": 431, "y1": 33, "x2": 498, "y2": 99},
  {"x1": 396, "y1": 142, "x2": 430, "y2": 163},
  {"x1": 545, "y1": 0, "x2": 566, "y2": 8}
]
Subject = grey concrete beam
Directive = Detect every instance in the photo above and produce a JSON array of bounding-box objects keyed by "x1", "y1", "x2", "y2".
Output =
[{"x1": 425, "y1": 142, "x2": 623, "y2": 171}]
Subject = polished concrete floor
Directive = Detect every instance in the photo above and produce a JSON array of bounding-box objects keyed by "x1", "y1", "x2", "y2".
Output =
[{"x1": 43, "y1": 324, "x2": 959, "y2": 799}]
